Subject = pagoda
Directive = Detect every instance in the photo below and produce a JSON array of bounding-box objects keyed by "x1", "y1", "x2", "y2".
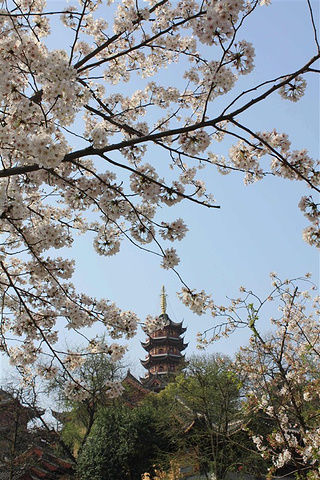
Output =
[{"x1": 140, "y1": 287, "x2": 188, "y2": 392}]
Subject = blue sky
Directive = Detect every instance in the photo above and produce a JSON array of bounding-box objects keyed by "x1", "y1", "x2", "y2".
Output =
[
  {"x1": 66, "y1": 0, "x2": 320, "y2": 376},
  {"x1": 1, "y1": 0, "x2": 319, "y2": 380}
]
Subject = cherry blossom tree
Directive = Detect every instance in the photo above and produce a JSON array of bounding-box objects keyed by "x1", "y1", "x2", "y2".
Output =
[
  {"x1": 0, "y1": 0, "x2": 319, "y2": 396},
  {"x1": 197, "y1": 275, "x2": 320, "y2": 479}
]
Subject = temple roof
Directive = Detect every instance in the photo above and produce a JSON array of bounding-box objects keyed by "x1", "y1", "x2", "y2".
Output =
[
  {"x1": 0, "y1": 389, "x2": 45, "y2": 426},
  {"x1": 121, "y1": 370, "x2": 151, "y2": 407},
  {"x1": 0, "y1": 445, "x2": 75, "y2": 480},
  {"x1": 140, "y1": 373, "x2": 169, "y2": 392}
]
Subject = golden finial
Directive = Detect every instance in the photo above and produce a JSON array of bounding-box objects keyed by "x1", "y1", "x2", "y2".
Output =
[{"x1": 161, "y1": 286, "x2": 167, "y2": 315}]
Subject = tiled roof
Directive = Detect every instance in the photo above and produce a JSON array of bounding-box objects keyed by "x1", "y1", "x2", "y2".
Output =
[{"x1": 0, "y1": 446, "x2": 75, "y2": 480}]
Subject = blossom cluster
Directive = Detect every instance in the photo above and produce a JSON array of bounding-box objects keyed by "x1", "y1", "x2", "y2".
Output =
[
  {"x1": 143, "y1": 314, "x2": 169, "y2": 335},
  {"x1": 179, "y1": 129, "x2": 211, "y2": 156},
  {"x1": 191, "y1": 0, "x2": 247, "y2": 46},
  {"x1": 178, "y1": 287, "x2": 214, "y2": 315},
  {"x1": 160, "y1": 248, "x2": 180, "y2": 270},
  {"x1": 228, "y1": 130, "x2": 319, "y2": 243},
  {"x1": 278, "y1": 75, "x2": 307, "y2": 102},
  {"x1": 298, "y1": 195, "x2": 320, "y2": 248}
]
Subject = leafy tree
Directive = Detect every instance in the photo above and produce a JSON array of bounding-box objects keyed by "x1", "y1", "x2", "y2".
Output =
[
  {"x1": 48, "y1": 343, "x2": 125, "y2": 455},
  {"x1": 0, "y1": 0, "x2": 318, "y2": 391},
  {"x1": 77, "y1": 402, "x2": 169, "y2": 480},
  {"x1": 146, "y1": 354, "x2": 266, "y2": 480}
]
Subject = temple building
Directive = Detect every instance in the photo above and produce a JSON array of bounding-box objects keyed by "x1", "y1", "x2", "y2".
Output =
[{"x1": 140, "y1": 287, "x2": 188, "y2": 392}]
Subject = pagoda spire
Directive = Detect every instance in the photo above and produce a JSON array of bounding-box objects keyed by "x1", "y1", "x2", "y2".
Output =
[{"x1": 160, "y1": 285, "x2": 167, "y2": 315}]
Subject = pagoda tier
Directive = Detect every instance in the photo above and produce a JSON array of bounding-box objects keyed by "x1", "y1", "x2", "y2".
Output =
[
  {"x1": 140, "y1": 289, "x2": 188, "y2": 391},
  {"x1": 141, "y1": 336, "x2": 188, "y2": 352},
  {"x1": 141, "y1": 352, "x2": 186, "y2": 371}
]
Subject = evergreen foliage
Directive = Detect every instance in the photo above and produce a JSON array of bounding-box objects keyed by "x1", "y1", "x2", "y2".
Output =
[{"x1": 77, "y1": 402, "x2": 170, "y2": 480}]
